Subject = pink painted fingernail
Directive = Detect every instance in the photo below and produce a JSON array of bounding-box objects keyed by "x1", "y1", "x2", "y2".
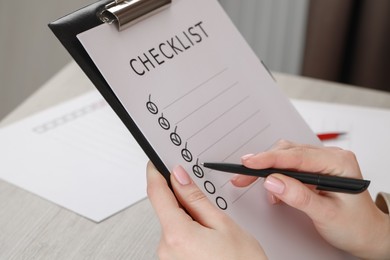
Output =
[
  {"x1": 172, "y1": 165, "x2": 191, "y2": 185},
  {"x1": 264, "y1": 176, "x2": 285, "y2": 194},
  {"x1": 230, "y1": 174, "x2": 240, "y2": 183},
  {"x1": 267, "y1": 193, "x2": 279, "y2": 205},
  {"x1": 241, "y1": 153, "x2": 254, "y2": 161}
]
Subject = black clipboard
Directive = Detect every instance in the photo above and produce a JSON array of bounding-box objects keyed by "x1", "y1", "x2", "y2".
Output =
[{"x1": 49, "y1": 0, "x2": 172, "y2": 182}]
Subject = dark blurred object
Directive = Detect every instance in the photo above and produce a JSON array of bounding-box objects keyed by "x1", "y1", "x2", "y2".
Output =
[{"x1": 302, "y1": 0, "x2": 390, "y2": 92}]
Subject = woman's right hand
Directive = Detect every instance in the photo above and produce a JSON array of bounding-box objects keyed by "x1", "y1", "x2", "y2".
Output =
[{"x1": 231, "y1": 140, "x2": 390, "y2": 259}]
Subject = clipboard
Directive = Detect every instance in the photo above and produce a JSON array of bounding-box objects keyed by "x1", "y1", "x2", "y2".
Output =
[
  {"x1": 49, "y1": 0, "x2": 172, "y2": 182},
  {"x1": 49, "y1": 1, "x2": 353, "y2": 258}
]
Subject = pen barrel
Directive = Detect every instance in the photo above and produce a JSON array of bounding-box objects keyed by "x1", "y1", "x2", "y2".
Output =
[
  {"x1": 315, "y1": 175, "x2": 370, "y2": 193},
  {"x1": 245, "y1": 168, "x2": 370, "y2": 194},
  {"x1": 247, "y1": 168, "x2": 370, "y2": 194},
  {"x1": 203, "y1": 163, "x2": 370, "y2": 194}
]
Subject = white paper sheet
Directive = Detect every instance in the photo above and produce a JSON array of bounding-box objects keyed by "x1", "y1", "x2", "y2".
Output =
[
  {"x1": 0, "y1": 91, "x2": 148, "y2": 222},
  {"x1": 77, "y1": 0, "x2": 352, "y2": 258},
  {"x1": 293, "y1": 99, "x2": 390, "y2": 199}
]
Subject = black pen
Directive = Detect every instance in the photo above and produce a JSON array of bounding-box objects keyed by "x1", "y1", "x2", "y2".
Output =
[{"x1": 202, "y1": 162, "x2": 370, "y2": 194}]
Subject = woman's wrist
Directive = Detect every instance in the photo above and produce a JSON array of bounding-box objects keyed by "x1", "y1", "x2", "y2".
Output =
[
  {"x1": 358, "y1": 207, "x2": 390, "y2": 259},
  {"x1": 370, "y1": 192, "x2": 390, "y2": 259},
  {"x1": 372, "y1": 212, "x2": 390, "y2": 259}
]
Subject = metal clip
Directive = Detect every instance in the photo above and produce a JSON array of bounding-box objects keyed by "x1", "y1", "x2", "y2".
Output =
[{"x1": 98, "y1": 0, "x2": 171, "y2": 31}]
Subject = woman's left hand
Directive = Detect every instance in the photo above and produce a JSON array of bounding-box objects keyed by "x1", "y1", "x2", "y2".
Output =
[{"x1": 147, "y1": 161, "x2": 267, "y2": 260}]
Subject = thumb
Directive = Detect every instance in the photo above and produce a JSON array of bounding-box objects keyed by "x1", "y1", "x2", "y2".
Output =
[
  {"x1": 263, "y1": 174, "x2": 332, "y2": 222},
  {"x1": 171, "y1": 165, "x2": 226, "y2": 229}
]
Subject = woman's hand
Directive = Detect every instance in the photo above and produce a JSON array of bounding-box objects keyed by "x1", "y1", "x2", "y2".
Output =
[
  {"x1": 147, "y1": 161, "x2": 267, "y2": 260},
  {"x1": 231, "y1": 140, "x2": 390, "y2": 259}
]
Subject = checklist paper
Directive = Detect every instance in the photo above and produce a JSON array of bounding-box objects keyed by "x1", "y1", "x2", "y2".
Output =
[
  {"x1": 0, "y1": 91, "x2": 148, "y2": 222},
  {"x1": 77, "y1": 0, "x2": 353, "y2": 258}
]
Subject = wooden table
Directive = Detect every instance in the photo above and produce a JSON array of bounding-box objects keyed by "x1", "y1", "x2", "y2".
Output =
[{"x1": 1, "y1": 62, "x2": 390, "y2": 259}]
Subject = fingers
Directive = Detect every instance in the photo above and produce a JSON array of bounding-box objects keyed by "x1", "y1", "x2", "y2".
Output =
[
  {"x1": 170, "y1": 165, "x2": 228, "y2": 229},
  {"x1": 230, "y1": 174, "x2": 258, "y2": 187},
  {"x1": 266, "y1": 191, "x2": 280, "y2": 205},
  {"x1": 147, "y1": 161, "x2": 228, "y2": 232},
  {"x1": 264, "y1": 173, "x2": 334, "y2": 222},
  {"x1": 146, "y1": 161, "x2": 191, "y2": 228},
  {"x1": 232, "y1": 140, "x2": 362, "y2": 188}
]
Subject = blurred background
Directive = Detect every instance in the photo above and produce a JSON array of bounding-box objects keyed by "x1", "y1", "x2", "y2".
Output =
[{"x1": 0, "y1": 0, "x2": 389, "y2": 120}]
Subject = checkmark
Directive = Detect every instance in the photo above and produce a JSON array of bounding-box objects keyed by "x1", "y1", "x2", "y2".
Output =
[
  {"x1": 146, "y1": 94, "x2": 158, "y2": 114},
  {"x1": 158, "y1": 114, "x2": 170, "y2": 130},
  {"x1": 170, "y1": 132, "x2": 182, "y2": 146},
  {"x1": 192, "y1": 164, "x2": 204, "y2": 178},
  {"x1": 181, "y1": 143, "x2": 193, "y2": 162},
  {"x1": 170, "y1": 126, "x2": 182, "y2": 146},
  {"x1": 181, "y1": 149, "x2": 193, "y2": 162},
  {"x1": 146, "y1": 101, "x2": 158, "y2": 114}
]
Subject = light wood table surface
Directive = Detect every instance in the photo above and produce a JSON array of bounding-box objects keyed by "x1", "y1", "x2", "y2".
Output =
[{"x1": 1, "y1": 62, "x2": 390, "y2": 259}]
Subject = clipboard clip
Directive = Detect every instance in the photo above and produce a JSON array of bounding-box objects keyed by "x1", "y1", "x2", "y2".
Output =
[{"x1": 98, "y1": 0, "x2": 171, "y2": 31}]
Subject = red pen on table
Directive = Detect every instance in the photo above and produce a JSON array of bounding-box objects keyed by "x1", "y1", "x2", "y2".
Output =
[{"x1": 317, "y1": 132, "x2": 346, "y2": 141}]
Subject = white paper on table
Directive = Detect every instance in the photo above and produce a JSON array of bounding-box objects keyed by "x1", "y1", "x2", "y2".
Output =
[
  {"x1": 77, "y1": 0, "x2": 353, "y2": 258},
  {"x1": 293, "y1": 99, "x2": 390, "y2": 199},
  {"x1": 0, "y1": 90, "x2": 148, "y2": 222}
]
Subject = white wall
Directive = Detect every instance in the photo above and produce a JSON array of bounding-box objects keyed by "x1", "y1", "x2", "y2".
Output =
[
  {"x1": 0, "y1": 0, "x2": 94, "y2": 120},
  {"x1": 0, "y1": 0, "x2": 309, "y2": 121},
  {"x1": 219, "y1": 0, "x2": 309, "y2": 75}
]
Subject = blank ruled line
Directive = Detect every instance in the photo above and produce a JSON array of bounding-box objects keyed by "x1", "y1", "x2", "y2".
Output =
[
  {"x1": 221, "y1": 177, "x2": 232, "y2": 188},
  {"x1": 186, "y1": 95, "x2": 249, "y2": 141},
  {"x1": 163, "y1": 67, "x2": 228, "y2": 110},
  {"x1": 197, "y1": 109, "x2": 261, "y2": 157},
  {"x1": 232, "y1": 179, "x2": 261, "y2": 204},
  {"x1": 175, "y1": 81, "x2": 238, "y2": 125},
  {"x1": 221, "y1": 123, "x2": 271, "y2": 163},
  {"x1": 218, "y1": 129, "x2": 273, "y2": 189},
  {"x1": 264, "y1": 139, "x2": 279, "y2": 151}
]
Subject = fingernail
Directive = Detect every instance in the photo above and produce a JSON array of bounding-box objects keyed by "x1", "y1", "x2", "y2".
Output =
[
  {"x1": 267, "y1": 193, "x2": 279, "y2": 205},
  {"x1": 172, "y1": 165, "x2": 191, "y2": 185},
  {"x1": 230, "y1": 174, "x2": 240, "y2": 183},
  {"x1": 264, "y1": 176, "x2": 285, "y2": 194},
  {"x1": 241, "y1": 153, "x2": 254, "y2": 161}
]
